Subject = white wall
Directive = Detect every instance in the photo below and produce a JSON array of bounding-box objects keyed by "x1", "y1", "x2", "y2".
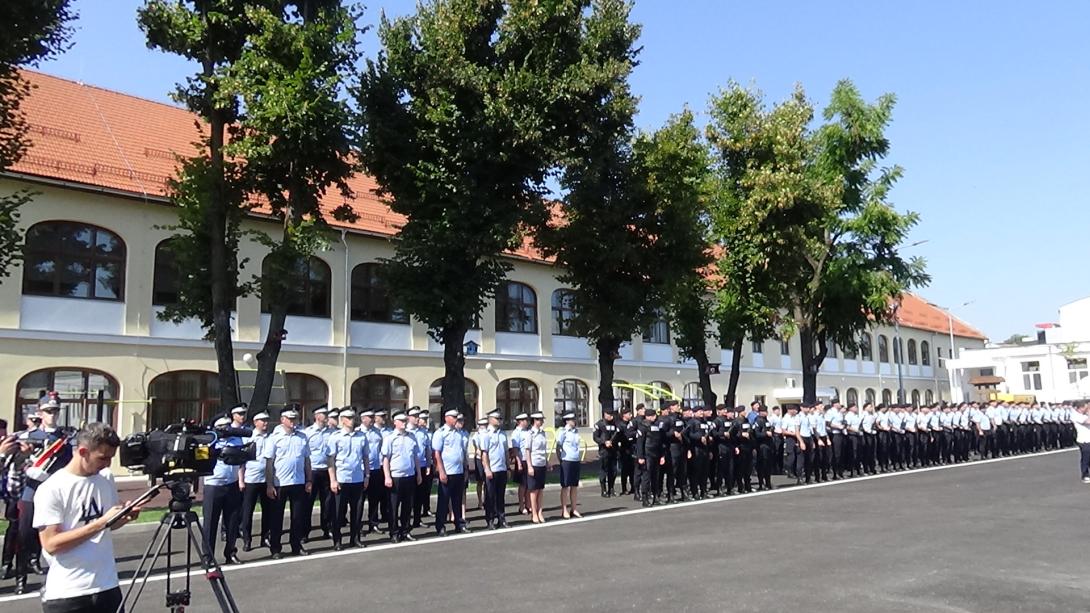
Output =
[
  {"x1": 21, "y1": 296, "x2": 124, "y2": 335},
  {"x1": 351, "y1": 321, "x2": 411, "y2": 350}
]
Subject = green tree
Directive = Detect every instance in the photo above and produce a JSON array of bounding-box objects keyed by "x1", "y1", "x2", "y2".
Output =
[
  {"x1": 791, "y1": 81, "x2": 930, "y2": 403},
  {"x1": 0, "y1": 0, "x2": 76, "y2": 279},
  {"x1": 140, "y1": 0, "x2": 265, "y2": 412},
  {"x1": 358, "y1": 0, "x2": 636, "y2": 413},
  {"x1": 227, "y1": 0, "x2": 360, "y2": 413},
  {"x1": 706, "y1": 83, "x2": 810, "y2": 407}
]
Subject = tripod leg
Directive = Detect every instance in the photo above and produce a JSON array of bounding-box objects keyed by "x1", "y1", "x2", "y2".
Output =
[
  {"x1": 120, "y1": 513, "x2": 175, "y2": 613},
  {"x1": 185, "y1": 512, "x2": 241, "y2": 613}
]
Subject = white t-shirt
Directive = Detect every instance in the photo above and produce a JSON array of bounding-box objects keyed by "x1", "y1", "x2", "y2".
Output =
[
  {"x1": 1072, "y1": 412, "x2": 1090, "y2": 445},
  {"x1": 32, "y1": 468, "x2": 119, "y2": 601}
]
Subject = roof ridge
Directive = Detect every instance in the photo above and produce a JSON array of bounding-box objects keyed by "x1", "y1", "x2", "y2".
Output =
[{"x1": 21, "y1": 68, "x2": 192, "y2": 117}]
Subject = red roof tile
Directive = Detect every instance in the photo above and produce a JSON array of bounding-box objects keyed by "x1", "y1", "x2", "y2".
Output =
[{"x1": 897, "y1": 293, "x2": 986, "y2": 340}]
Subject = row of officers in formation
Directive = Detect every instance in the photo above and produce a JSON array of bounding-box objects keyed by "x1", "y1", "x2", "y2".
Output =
[{"x1": 2, "y1": 397, "x2": 1084, "y2": 591}]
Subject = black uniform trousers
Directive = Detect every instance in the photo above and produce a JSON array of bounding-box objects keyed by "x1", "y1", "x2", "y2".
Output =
[
  {"x1": 734, "y1": 445, "x2": 753, "y2": 492},
  {"x1": 619, "y1": 453, "x2": 635, "y2": 494},
  {"x1": 599, "y1": 451, "x2": 618, "y2": 494},
  {"x1": 201, "y1": 483, "x2": 241, "y2": 559},
  {"x1": 847, "y1": 434, "x2": 863, "y2": 475},
  {"x1": 668, "y1": 449, "x2": 687, "y2": 499},
  {"x1": 2, "y1": 499, "x2": 18, "y2": 567},
  {"x1": 414, "y1": 467, "x2": 433, "y2": 526},
  {"x1": 830, "y1": 433, "x2": 846, "y2": 477},
  {"x1": 784, "y1": 437, "x2": 800, "y2": 480},
  {"x1": 640, "y1": 456, "x2": 663, "y2": 502},
  {"x1": 632, "y1": 456, "x2": 646, "y2": 499},
  {"x1": 800, "y1": 437, "x2": 815, "y2": 483},
  {"x1": 435, "y1": 472, "x2": 466, "y2": 532},
  {"x1": 483, "y1": 470, "x2": 508, "y2": 525},
  {"x1": 717, "y1": 448, "x2": 736, "y2": 494},
  {"x1": 15, "y1": 498, "x2": 40, "y2": 577},
  {"x1": 307, "y1": 468, "x2": 332, "y2": 537},
  {"x1": 266, "y1": 483, "x2": 308, "y2": 555},
  {"x1": 366, "y1": 468, "x2": 386, "y2": 529},
  {"x1": 332, "y1": 481, "x2": 364, "y2": 546},
  {"x1": 755, "y1": 442, "x2": 773, "y2": 488},
  {"x1": 240, "y1": 482, "x2": 269, "y2": 546},
  {"x1": 388, "y1": 475, "x2": 416, "y2": 538},
  {"x1": 772, "y1": 434, "x2": 785, "y2": 475},
  {"x1": 689, "y1": 448, "x2": 709, "y2": 497}
]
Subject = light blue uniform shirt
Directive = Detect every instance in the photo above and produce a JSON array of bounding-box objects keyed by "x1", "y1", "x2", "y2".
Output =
[
  {"x1": 557, "y1": 426, "x2": 582, "y2": 462},
  {"x1": 510, "y1": 427, "x2": 526, "y2": 452},
  {"x1": 940, "y1": 412, "x2": 954, "y2": 430},
  {"x1": 798, "y1": 414, "x2": 813, "y2": 438},
  {"x1": 781, "y1": 414, "x2": 799, "y2": 435},
  {"x1": 409, "y1": 427, "x2": 431, "y2": 468},
  {"x1": 304, "y1": 424, "x2": 332, "y2": 469},
  {"x1": 826, "y1": 409, "x2": 845, "y2": 433},
  {"x1": 860, "y1": 412, "x2": 876, "y2": 434},
  {"x1": 263, "y1": 430, "x2": 309, "y2": 487},
  {"x1": 890, "y1": 413, "x2": 904, "y2": 433},
  {"x1": 972, "y1": 409, "x2": 992, "y2": 431},
  {"x1": 363, "y1": 426, "x2": 383, "y2": 471},
  {"x1": 526, "y1": 427, "x2": 548, "y2": 467},
  {"x1": 811, "y1": 413, "x2": 827, "y2": 437},
  {"x1": 204, "y1": 436, "x2": 244, "y2": 487},
  {"x1": 480, "y1": 427, "x2": 509, "y2": 473},
  {"x1": 432, "y1": 425, "x2": 468, "y2": 475},
  {"x1": 381, "y1": 431, "x2": 419, "y2": 478},
  {"x1": 876, "y1": 412, "x2": 891, "y2": 431},
  {"x1": 928, "y1": 412, "x2": 941, "y2": 431},
  {"x1": 243, "y1": 431, "x2": 270, "y2": 484},
  {"x1": 845, "y1": 412, "x2": 862, "y2": 434},
  {"x1": 325, "y1": 430, "x2": 367, "y2": 484}
]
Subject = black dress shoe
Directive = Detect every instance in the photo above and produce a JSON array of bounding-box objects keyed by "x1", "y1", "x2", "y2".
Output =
[
  {"x1": 260, "y1": 537, "x2": 271, "y2": 549},
  {"x1": 295, "y1": 547, "x2": 310, "y2": 557},
  {"x1": 349, "y1": 539, "x2": 365, "y2": 549},
  {"x1": 333, "y1": 543, "x2": 344, "y2": 552},
  {"x1": 455, "y1": 526, "x2": 470, "y2": 534},
  {"x1": 242, "y1": 541, "x2": 253, "y2": 553},
  {"x1": 403, "y1": 533, "x2": 417, "y2": 542},
  {"x1": 436, "y1": 528, "x2": 448, "y2": 537},
  {"x1": 29, "y1": 560, "x2": 44, "y2": 575},
  {"x1": 226, "y1": 553, "x2": 243, "y2": 565},
  {"x1": 497, "y1": 520, "x2": 510, "y2": 529},
  {"x1": 486, "y1": 521, "x2": 495, "y2": 530},
  {"x1": 1, "y1": 563, "x2": 13, "y2": 580},
  {"x1": 390, "y1": 535, "x2": 402, "y2": 544},
  {"x1": 270, "y1": 552, "x2": 284, "y2": 560}
]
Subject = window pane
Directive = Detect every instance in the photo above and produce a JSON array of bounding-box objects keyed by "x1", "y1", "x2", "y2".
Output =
[
  {"x1": 23, "y1": 256, "x2": 56, "y2": 294},
  {"x1": 95, "y1": 230, "x2": 123, "y2": 256},
  {"x1": 95, "y1": 263, "x2": 122, "y2": 299},
  {"x1": 59, "y1": 260, "x2": 91, "y2": 297}
]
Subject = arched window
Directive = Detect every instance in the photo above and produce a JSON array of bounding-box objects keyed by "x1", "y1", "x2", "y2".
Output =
[
  {"x1": 846, "y1": 388, "x2": 859, "y2": 405},
  {"x1": 860, "y1": 333, "x2": 873, "y2": 361},
  {"x1": 496, "y1": 281, "x2": 537, "y2": 333},
  {"x1": 16, "y1": 367, "x2": 119, "y2": 428},
  {"x1": 682, "y1": 382, "x2": 701, "y2": 408},
  {"x1": 645, "y1": 381, "x2": 672, "y2": 408},
  {"x1": 843, "y1": 341, "x2": 857, "y2": 360},
  {"x1": 881, "y1": 389, "x2": 893, "y2": 405},
  {"x1": 554, "y1": 379, "x2": 590, "y2": 427},
  {"x1": 910, "y1": 389, "x2": 921, "y2": 407},
  {"x1": 22, "y1": 221, "x2": 126, "y2": 300},
  {"x1": 428, "y1": 378, "x2": 480, "y2": 419},
  {"x1": 350, "y1": 263, "x2": 407, "y2": 324},
  {"x1": 351, "y1": 375, "x2": 410, "y2": 413},
  {"x1": 643, "y1": 309, "x2": 670, "y2": 344},
  {"x1": 925, "y1": 389, "x2": 934, "y2": 404},
  {"x1": 261, "y1": 255, "x2": 331, "y2": 318},
  {"x1": 920, "y1": 341, "x2": 931, "y2": 366},
  {"x1": 148, "y1": 370, "x2": 218, "y2": 429},
  {"x1": 865, "y1": 388, "x2": 876, "y2": 405},
  {"x1": 907, "y1": 339, "x2": 918, "y2": 365},
  {"x1": 152, "y1": 239, "x2": 180, "y2": 306},
  {"x1": 496, "y1": 378, "x2": 538, "y2": 425},
  {"x1": 612, "y1": 379, "x2": 634, "y2": 412},
  {"x1": 285, "y1": 373, "x2": 329, "y2": 422},
  {"x1": 551, "y1": 289, "x2": 578, "y2": 337},
  {"x1": 878, "y1": 335, "x2": 890, "y2": 363}
]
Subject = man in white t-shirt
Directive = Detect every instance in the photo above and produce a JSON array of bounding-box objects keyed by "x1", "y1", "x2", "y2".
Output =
[
  {"x1": 33, "y1": 423, "x2": 141, "y2": 612},
  {"x1": 1071, "y1": 405, "x2": 1090, "y2": 484}
]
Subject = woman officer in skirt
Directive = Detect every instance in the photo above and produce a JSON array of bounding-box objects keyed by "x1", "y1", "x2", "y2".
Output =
[
  {"x1": 555, "y1": 412, "x2": 583, "y2": 519},
  {"x1": 525, "y1": 412, "x2": 549, "y2": 523}
]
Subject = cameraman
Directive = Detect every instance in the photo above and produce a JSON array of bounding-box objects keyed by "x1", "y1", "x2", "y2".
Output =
[
  {"x1": 202, "y1": 417, "x2": 244, "y2": 565},
  {"x1": 33, "y1": 422, "x2": 141, "y2": 613}
]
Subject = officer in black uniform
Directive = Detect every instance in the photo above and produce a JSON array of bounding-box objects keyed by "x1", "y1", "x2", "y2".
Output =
[
  {"x1": 731, "y1": 406, "x2": 754, "y2": 493},
  {"x1": 592, "y1": 409, "x2": 622, "y2": 497},
  {"x1": 635, "y1": 407, "x2": 665, "y2": 507},
  {"x1": 666, "y1": 402, "x2": 688, "y2": 503},
  {"x1": 713, "y1": 405, "x2": 735, "y2": 496},
  {"x1": 753, "y1": 405, "x2": 774, "y2": 490},
  {"x1": 684, "y1": 406, "x2": 710, "y2": 500},
  {"x1": 618, "y1": 407, "x2": 636, "y2": 496}
]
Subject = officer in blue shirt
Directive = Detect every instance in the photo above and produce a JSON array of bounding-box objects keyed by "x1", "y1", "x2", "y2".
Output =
[
  {"x1": 303, "y1": 406, "x2": 333, "y2": 542},
  {"x1": 358, "y1": 410, "x2": 385, "y2": 533},
  {"x1": 432, "y1": 409, "x2": 469, "y2": 536},
  {"x1": 262, "y1": 408, "x2": 312, "y2": 559},
  {"x1": 798, "y1": 405, "x2": 815, "y2": 484},
  {"x1": 407, "y1": 408, "x2": 432, "y2": 529},
  {"x1": 325, "y1": 408, "x2": 368, "y2": 551},
  {"x1": 479, "y1": 410, "x2": 510, "y2": 529},
  {"x1": 240, "y1": 412, "x2": 271, "y2": 552},
  {"x1": 556, "y1": 412, "x2": 584, "y2": 519},
  {"x1": 382, "y1": 413, "x2": 421, "y2": 542},
  {"x1": 202, "y1": 416, "x2": 244, "y2": 565}
]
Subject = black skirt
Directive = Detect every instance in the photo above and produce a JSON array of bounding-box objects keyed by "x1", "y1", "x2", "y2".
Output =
[
  {"x1": 527, "y1": 464, "x2": 548, "y2": 490},
  {"x1": 559, "y1": 460, "x2": 581, "y2": 487}
]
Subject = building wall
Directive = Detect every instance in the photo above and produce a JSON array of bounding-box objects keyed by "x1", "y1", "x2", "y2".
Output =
[{"x1": 0, "y1": 179, "x2": 985, "y2": 437}]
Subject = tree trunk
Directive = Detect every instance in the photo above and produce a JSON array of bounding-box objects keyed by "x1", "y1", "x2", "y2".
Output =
[
  {"x1": 205, "y1": 55, "x2": 239, "y2": 412},
  {"x1": 693, "y1": 343, "x2": 716, "y2": 408},
  {"x1": 798, "y1": 323, "x2": 828, "y2": 405},
  {"x1": 250, "y1": 303, "x2": 287, "y2": 414},
  {"x1": 440, "y1": 323, "x2": 469, "y2": 416},
  {"x1": 596, "y1": 337, "x2": 621, "y2": 413},
  {"x1": 725, "y1": 337, "x2": 743, "y2": 407}
]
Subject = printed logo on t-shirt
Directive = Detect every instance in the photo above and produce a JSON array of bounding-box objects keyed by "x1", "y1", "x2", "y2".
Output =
[{"x1": 79, "y1": 496, "x2": 104, "y2": 525}]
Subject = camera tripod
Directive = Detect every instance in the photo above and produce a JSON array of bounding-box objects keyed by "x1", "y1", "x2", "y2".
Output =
[{"x1": 118, "y1": 479, "x2": 240, "y2": 613}]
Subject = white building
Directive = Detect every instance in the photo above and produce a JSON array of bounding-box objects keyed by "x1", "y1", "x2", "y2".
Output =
[{"x1": 949, "y1": 296, "x2": 1090, "y2": 403}]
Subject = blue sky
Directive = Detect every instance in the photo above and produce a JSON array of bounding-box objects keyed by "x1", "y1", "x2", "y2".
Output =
[{"x1": 35, "y1": 0, "x2": 1090, "y2": 340}]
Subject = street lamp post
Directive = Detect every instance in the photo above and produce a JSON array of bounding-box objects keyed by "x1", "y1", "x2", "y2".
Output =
[{"x1": 894, "y1": 301, "x2": 905, "y2": 404}]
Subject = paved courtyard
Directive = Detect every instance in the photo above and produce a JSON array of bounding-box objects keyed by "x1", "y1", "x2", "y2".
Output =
[{"x1": 1, "y1": 449, "x2": 1086, "y2": 612}]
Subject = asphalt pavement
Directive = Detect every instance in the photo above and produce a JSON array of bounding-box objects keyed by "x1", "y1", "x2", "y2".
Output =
[{"x1": 1, "y1": 449, "x2": 1086, "y2": 612}]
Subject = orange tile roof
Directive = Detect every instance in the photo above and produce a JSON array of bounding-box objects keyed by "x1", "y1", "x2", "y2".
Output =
[
  {"x1": 897, "y1": 293, "x2": 986, "y2": 340},
  {"x1": 7, "y1": 70, "x2": 545, "y2": 260},
  {"x1": 5, "y1": 70, "x2": 983, "y2": 340}
]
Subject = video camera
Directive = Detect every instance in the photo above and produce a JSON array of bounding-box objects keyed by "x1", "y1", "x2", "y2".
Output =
[{"x1": 120, "y1": 420, "x2": 254, "y2": 480}]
